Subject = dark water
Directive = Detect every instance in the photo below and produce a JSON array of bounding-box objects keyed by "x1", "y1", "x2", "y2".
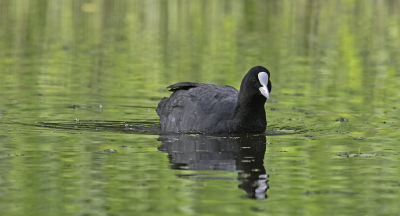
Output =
[{"x1": 1, "y1": 1, "x2": 400, "y2": 215}]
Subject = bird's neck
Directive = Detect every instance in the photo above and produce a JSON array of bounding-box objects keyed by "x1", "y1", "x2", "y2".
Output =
[
  {"x1": 231, "y1": 94, "x2": 267, "y2": 132},
  {"x1": 235, "y1": 93, "x2": 266, "y2": 113}
]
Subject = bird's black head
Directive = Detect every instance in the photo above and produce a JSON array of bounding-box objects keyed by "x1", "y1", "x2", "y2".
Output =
[{"x1": 239, "y1": 66, "x2": 272, "y2": 100}]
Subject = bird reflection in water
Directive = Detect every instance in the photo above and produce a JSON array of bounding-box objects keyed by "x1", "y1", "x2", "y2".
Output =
[{"x1": 157, "y1": 134, "x2": 269, "y2": 199}]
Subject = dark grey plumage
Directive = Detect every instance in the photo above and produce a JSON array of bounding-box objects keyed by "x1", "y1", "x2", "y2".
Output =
[{"x1": 156, "y1": 66, "x2": 272, "y2": 133}]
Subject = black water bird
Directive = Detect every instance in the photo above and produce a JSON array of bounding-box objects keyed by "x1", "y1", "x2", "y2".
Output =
[{"x1": 156, "y1": 66, "x2": 272, "y2": 133}]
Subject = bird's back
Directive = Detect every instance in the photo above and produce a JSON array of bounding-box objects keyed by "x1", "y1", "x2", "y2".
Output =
[{"x1": 156, "y1": 83, "x2": 238, "y2": 133}]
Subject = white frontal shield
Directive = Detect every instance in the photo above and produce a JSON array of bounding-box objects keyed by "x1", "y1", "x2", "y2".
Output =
[{"x1": 258, "y1": 72, "x2": 270, "y2": 99}]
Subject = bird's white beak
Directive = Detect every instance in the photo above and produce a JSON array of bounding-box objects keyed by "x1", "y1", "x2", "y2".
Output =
[
  {"x1": 259, "y1": 86, "x2": 270, "y2": 99},
  {"x1": 258, "y1": 72, "x2": 270, "y2": 100}
]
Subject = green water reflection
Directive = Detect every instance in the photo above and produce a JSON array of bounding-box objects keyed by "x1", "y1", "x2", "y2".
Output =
[{"x1": 0, "y1": 0, "x2": 400, "y2": 215}]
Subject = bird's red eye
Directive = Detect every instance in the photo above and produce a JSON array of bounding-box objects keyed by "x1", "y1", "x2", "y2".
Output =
[{"x1": 253, "y1": 77, "x2": 256, "y2": 81}]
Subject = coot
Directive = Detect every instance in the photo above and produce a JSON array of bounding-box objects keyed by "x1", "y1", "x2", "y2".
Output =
[{"x1": 156, "y1": 66, "x2": 272, "y2": 133}]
